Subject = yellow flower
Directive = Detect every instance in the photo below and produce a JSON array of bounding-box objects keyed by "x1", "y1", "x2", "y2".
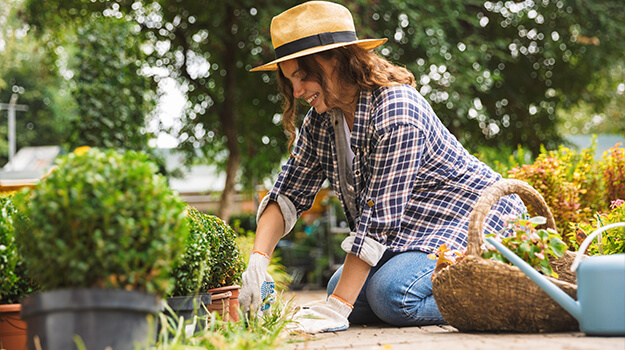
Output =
[{"x1": 74, "y1": 146, "x2": 91, "y2": 156}]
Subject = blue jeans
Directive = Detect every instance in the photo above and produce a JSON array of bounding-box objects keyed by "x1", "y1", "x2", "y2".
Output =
[{"x1": 327, "y1": 250, "x2": 445, "y2": 326}]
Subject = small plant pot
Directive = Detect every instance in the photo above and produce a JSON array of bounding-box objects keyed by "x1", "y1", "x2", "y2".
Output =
[
  {"x1": 206, "y1": 285, "x2": 241, "y2": 322},
  {"x1": 21, "y1": 288, "x2": 161, "y2": 350},
  {"x1": 205, "y1": 291, "x2": 231, "y2": 321},
  {"x1": 0, "y1": 303, "x2": 27, "y2": 350}
]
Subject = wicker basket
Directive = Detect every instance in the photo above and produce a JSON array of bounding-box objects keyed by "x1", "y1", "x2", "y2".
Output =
[{"x1": 432, "y1": 179, "x2": 579, "y2": 333}]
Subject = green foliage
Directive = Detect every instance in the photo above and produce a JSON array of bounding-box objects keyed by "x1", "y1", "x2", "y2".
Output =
[
  {"x1": 569, "y1": 200, "x2": 625, "y2": 256},
  {"x1": 154, "y1": 294, "x2": 293, "y2": 350},
  {"x1": 0, "y1": 195, "x2": 40, "y2": 304},
  {"x1": 601, "y1": 143, "x2": 625, "y2": 203},
  {"x1": 169, "y1": 208, "x2": 213, "y2": 296},
  {"x1": 473, "y1": 144, "x2": 534, "y2": 176},
  {"x1": 171, "y1": 207, "x2": 245, "y2": 295},
  {"x1": 0, "y1": 195, "x2": 19, "y2": 301},
  {"x1": 12, "y1": 147, "x2": 189, "y2": 296},
  {"x1": 349, "y1": 0, "x2": 625, "y2": 155},
  {"x1": 180, "y1": 207, "x2": 245, "y2": 290},
  {"x1": 483, "y1": 215, "x2": 568, "y2": 278},
  {"x1": 557, "y1": 63, "x2": 625, "y2": 136},
  {"x1": 508, "y1": 141, "x2": 624, "y2": 242},
  {"x1": 0, "y1": 0, "x2": 71, "y2": 166},
  {"x1": 68, "y1": 16, "x2": 156, "y2": 152},
  {"x1": 508, "y1": 150, "x2": 584, "y2": 241}
]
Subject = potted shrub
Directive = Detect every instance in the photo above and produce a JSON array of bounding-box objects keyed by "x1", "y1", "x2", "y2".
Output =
[
  {"x1": 0, "y1": 195, "x2": 39, "y2": 350},
  {"x1": 185, "y1": 208, "x2": 245, "y2": 322},
  {"x1": 12, "y1": 147, "x2": 189, "y2": 350},
  {"x1": 163, "y1": 207, "x2": 216, "y2": 333}
]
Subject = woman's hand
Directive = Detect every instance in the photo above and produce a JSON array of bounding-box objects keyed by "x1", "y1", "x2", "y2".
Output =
[
  {"x1": 287, "y1": 295, "x2": 353, "y2": 333},
  {"x1": 239, "y1": 251, "x2": 276, "y2": 316}
]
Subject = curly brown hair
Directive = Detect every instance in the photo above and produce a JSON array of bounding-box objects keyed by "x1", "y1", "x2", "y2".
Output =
[{"x1": 277, "y1": 45, "x2": 416, "y2": 152}]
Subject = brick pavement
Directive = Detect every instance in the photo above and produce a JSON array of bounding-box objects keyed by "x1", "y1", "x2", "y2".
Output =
[{"x1": 284, "y1": 290, "x2": 625, "y2": 350}]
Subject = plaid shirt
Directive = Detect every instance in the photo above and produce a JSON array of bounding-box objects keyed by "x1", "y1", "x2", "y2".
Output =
[{"x1": 266, "y1": 85, "x2": 525, "y2": 256}]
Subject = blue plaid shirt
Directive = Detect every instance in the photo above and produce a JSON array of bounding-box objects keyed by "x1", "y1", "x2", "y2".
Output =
[{"x1": 266, "y1": 85, "x2": 525, "y2": 256}]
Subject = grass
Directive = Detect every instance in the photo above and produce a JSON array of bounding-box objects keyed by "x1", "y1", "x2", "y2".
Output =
[{"x1": 145, "y1": 293, "x2": 298, "y2": 350}]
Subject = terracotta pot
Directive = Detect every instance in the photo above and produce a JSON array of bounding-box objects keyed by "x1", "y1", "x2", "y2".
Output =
[
  {"x1": 205, "y1": 291, "x2": 231, "y2": 321},
  {"x1": 206, "y1": 285, "x2": 241, "y2": 322},
  {"x1": 0, "y1": 303, "x2": 27, "y2": 350}
]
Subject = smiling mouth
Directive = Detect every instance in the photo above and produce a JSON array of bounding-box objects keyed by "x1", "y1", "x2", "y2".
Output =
[{"x1": 305, "y1": 93, "x2": 319, "y2": 105}]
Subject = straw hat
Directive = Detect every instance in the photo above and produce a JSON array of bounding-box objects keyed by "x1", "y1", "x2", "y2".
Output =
[{"x1": 250, "y1": 1, "x2": 387, "y2": 72}]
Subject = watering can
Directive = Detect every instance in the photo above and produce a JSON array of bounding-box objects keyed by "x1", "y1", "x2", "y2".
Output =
[{"x1": 485, "y1": 222, "x2": 625, "y2": 336}]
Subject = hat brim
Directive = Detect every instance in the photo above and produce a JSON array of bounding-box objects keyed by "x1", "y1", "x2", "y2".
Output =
[{"x1": 249, "y1": 38, "x2": 387, "y2": 72}]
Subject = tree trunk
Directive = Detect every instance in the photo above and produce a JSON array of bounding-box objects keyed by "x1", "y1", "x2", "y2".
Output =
[{"x1": 217, "y1": 6, "x2": 240, "y2": 224}]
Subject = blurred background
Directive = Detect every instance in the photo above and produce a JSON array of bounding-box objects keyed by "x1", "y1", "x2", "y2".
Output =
[{"x1": 1, "y1": 0, "x2": 623, "y2": 289}]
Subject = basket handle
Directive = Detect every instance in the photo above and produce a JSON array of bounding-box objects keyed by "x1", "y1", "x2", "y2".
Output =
[{"x1": 466, "y1": 179, "x2": 557, "y2": 256}]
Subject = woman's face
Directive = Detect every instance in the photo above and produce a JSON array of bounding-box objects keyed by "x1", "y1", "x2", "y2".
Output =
[{"x1": 279, "y1": 57, "x2": 337, "y2": 114}]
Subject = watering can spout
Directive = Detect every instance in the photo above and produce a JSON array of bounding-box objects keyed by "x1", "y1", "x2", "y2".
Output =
[{"x1": 484, "y1": 237, "x2": 583, "y2": 321}]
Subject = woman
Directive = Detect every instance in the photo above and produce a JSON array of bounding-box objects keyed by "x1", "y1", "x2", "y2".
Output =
[{"x1": 240, "y1": 1, "x2": 526, "y2": 333}]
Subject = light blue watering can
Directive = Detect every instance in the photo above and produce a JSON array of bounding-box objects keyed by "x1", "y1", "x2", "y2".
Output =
[{"x1": 485, "y1": 222, "x2": 625, "y2": 336}]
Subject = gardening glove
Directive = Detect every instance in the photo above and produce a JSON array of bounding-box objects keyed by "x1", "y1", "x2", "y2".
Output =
[
  {"x1": 239, "y1": 251, "x2": 276, "y2": 317},
  {"x1": 341, "y1": 233, "x2": 386, "y2": 266},
  {"x1": 287, "y1": 295, "x2": 352, "y2": 334}
]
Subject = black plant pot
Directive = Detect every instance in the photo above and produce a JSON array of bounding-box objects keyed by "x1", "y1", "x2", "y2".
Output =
[
  {"x1": 163, "y1": 293, "x2": 212, "y2": 335},
  {"x1": 21, "y1": 288, "x2": 161, "y2": 350}
]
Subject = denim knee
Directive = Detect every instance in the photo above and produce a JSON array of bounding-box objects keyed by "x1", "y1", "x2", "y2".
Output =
[{"x1": 365, "y1": 251, "x2": 445, "y2": 326}]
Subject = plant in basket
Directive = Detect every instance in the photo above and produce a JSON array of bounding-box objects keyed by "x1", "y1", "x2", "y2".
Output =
[
  {"x1": 1, "y1": 195, "x2": 40, "y2": 350},
  {"x1": 12, "y1": 147, "x2": 189, "y2": 350},
  {"x1": 482, "y1": 214, "x2": 569, "y2": 278},
  {"x1": 430, "y1": 179, "x2": 579, "y2": 333},
  {"x1": 429, "y1": 215, "x2": 569, "y2": 279}
]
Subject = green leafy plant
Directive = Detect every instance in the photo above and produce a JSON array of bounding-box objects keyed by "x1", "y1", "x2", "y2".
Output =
[
  {"x1": 170, "y1": 207, "x2": 246, "y2": 296},
  {"x1": 0, "y1": 195, "x2": 39, "y2": 304},
  {"x1": 601, "y1": 143, "x2": 625, "y2": 204},
  {"x1": 181, "y1": 207, "x2": 245, "y2": 290},
  {"x1": 569, "y1": 199, "x2": 625, "y2": 255},
  {"x1": 507, "y1": 141, "x2": 625, "y2": 245},
  {"x1": 508, "y1": 148, "x2": 588, "y2": 243},
  {"x1": 12, "y1": 147, "x2": 189, "y2": 296},
  {"x1": 153, "y1": 293, "x2": 294, "y2": 350},
  {"x1": 483, "y1": 215, "x2": 569, "y2": 278}
]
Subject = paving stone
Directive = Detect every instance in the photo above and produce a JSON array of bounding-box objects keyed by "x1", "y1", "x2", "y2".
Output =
[{"x1": 285, "y1": 290, "x2": 625, "y2": 350}]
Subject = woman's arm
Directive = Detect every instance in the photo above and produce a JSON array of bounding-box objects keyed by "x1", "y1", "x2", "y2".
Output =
[
  {"x1": 253, "y1": 201, "x2": 285, "y2": 256},
  {"x1": 332, "y1": 253, "x2": 371, "y2": 305}
]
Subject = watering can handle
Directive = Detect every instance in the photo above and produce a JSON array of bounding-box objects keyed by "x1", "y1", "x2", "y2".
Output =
[{"x1": 571, "y1": 222, "x2": 625, "y2": 272}]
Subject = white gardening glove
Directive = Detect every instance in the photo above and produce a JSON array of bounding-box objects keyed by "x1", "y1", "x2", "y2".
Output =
[
  {"x1": 287, "y1": 295, "x2": 353, "y2": 334},
  {"x1": 239, "y1": 251, "x2": 276, "y2": 317}
]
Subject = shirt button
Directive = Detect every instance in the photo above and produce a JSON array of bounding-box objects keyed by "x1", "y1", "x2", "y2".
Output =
[{"x1": 355, "y1": 170, "x2": 360, "y2": 176}]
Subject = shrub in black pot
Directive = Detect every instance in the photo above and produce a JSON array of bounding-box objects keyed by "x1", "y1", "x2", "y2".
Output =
[
  {"x1": 163, "y1": 207, "x2": 215, "y2": 333},
  {"x1": 166, "y1": 207, "x2": 245, "y2": 324},
  {"x1": 12, "y1": 147, "x2": 189, "y2": 350}
]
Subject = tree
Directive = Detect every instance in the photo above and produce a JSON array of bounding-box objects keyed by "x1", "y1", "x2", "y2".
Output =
[
  {"x1": 22, "y1": 0, "x2": 295, "y2": 222},
  {"x1": 67, "y1": 16, "x2": 156, "y2": 151},
  {"x1": 138, "y1": 0, "x2": 295, "y2": 222},
  {"x1": 18, "y1": 0, "x2": 625, "y2": 222},
  {"x1": 0, "y1": 0, "x2": 70, "y2": 166},
  {"x1": 346, "y1": 0, "x2": 625, "y2": 155}
]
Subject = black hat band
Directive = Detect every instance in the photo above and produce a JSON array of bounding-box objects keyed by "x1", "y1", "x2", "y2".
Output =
[{"x1": 274, "y1": 30, "x2": 358, "y2": 59}]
